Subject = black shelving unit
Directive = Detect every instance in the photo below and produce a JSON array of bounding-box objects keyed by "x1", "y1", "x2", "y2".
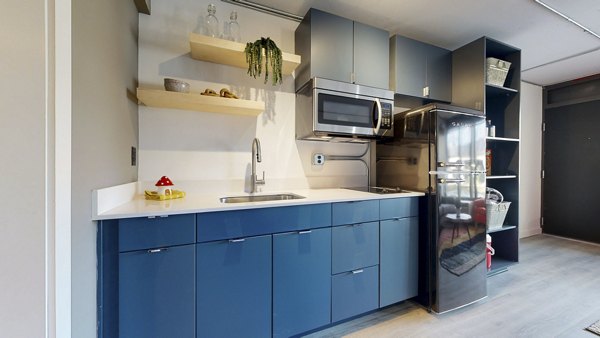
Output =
[{"x1": 453, "y1": 36, "x2": 521, "y2": 276}]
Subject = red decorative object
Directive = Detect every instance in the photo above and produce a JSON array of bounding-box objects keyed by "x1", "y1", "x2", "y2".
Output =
[{"x1": 155, "y1": 176, "x2": 174, "y2": 187}]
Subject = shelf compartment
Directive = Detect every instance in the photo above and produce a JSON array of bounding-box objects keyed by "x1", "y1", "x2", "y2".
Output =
[
  {"x1": 487, "y1": 136, "x2": 519, "y2": 142},
  {"x1": 487, "y1": 257, "x2": 517, "y2": 276},
  {"x1": 486, "y1": 175, "x2": 517, "y2": 180},
  {"x1": 137, "y1": 88, "x2": 265, "y2": 116},
  {"x1": 189, "y1": 33, "x2": 301, "y2": 75},
  {"x1": 486, "y1": 83, "x2": 518, "y2": 95},
  {"x1": 487, "y1": 225, "x2": 517, "y2": 234}
]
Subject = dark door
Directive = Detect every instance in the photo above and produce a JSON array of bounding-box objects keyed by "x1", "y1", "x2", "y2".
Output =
[{"x1": 543, "y1": 100, "x2": 600, "y2": 243}]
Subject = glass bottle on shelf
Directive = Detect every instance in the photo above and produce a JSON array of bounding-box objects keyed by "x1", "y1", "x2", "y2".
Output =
[
  {"x1": 227, "y1": 11, "x2": 241, "y2": 42},
  {"x1": 487, "y1": 120, "x2": 496, "y2": 137},
  {"x1": 204, "y1": 4, "x2": 219, "y2": 38}
]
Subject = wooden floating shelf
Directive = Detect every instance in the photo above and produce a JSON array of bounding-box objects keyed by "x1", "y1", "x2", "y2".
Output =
[
  {"x1": 486, "y1": 83, "x2": 518, "y2": 94},
  {"x1": 189, "y1": 33, "x2": 301, "y2": 75},
  {"x1": 137, "y1": 88, "x2": 264, "y2": 116}
]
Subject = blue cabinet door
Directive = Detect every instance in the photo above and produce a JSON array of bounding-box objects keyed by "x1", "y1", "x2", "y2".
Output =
[
  {"x1": 197, "y1": 235, "x2": 271, "y2": 338},
  {"x1": 119, "y1": 244, "x2": 195, "y2": 338},
  {"x1": 380, "y1": 217, "x2": 419, "y2": 307},
  {"x1": 331, "y1": 265, "x2": 379, "y2": 322},
  {"x1": 273, "y1": 228, "x2": 331, "y2": 338}
]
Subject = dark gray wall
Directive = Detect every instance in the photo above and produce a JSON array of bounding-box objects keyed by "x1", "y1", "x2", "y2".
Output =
[{"x1": 72, "y1": 0, "x2": 138, "y2": 336}]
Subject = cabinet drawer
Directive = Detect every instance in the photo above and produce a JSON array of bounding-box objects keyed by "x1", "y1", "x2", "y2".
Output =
[
  {"x1": 332, "y1": 200, "x2": 378, "y2": 226},
  {"x1": 331, "y1": 265, "x2": 379, "y2": 322},
  {"x1": 332, "y1": 221, "x2": 379, "y2": 274},
  {"x1": 379, "y1": 197, "x2": 419, "y2": 220},
  {"x1": 197, "y1": 204, "x2": 331, "y2": 242},
  {"x1": 119, "y1": 214, "x2": 196, "y2": 252}
]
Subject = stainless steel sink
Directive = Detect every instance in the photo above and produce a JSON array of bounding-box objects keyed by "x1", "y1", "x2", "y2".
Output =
[{"x1": 219, "y1": 193, "x2": 305, "y2": 203}]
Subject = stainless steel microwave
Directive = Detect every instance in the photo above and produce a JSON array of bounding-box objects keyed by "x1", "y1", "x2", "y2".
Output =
[{"x1": 296, "y1": 77, "x2": 394, "y2": 142}]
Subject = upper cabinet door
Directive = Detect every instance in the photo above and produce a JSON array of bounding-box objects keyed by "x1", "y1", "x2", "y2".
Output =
[
  {"x1": 353, "y1": 21, "x2": 389, "y2": 89},
  {"x1": 390, "y1": 35, "x2": 451, "y2": 102},
  {"x1": 308, "y1": 9, "x2": 354, "y2": 84},
  {"x1": 295, "y1": 8, "x2": 390, "y2": 90}
]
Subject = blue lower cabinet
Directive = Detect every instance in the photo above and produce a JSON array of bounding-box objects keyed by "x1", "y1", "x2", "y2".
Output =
[
  {"x1": 196, "y1": 235, "x2": 272, "y2": 338},
  {"x1": 119, "y1": 244, "x2": 195, "y2": 338},
  {"x1": 273, "y1": 228, "x2": 331, "y2": 338},
  {"x1": 380, "y1": 217, "x2": 419, "y2": 307},
  {"x1": 332, "y1": 221, "x2": 379, "y2": 274},
  {"x1": 331, "y1": 265, "x2": 379, "y2": 322}
]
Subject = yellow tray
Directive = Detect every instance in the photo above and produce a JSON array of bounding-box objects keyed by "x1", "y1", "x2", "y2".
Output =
[{"x1": 144, "y1": 190, "x2": 186, "y2": 201}]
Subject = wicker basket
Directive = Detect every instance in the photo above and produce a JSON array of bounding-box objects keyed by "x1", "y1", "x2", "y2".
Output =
[
  {"x1": 486, "y1": 57, "x2": 511, "y2": 86},
  {"x1": 486, "y1": 201, "x2": 511, "y2": 230}
]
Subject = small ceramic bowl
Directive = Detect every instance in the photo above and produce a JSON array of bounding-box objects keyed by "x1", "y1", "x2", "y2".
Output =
[{"x1": 164, "y1": 78, "x2": 190, "y2": 93}]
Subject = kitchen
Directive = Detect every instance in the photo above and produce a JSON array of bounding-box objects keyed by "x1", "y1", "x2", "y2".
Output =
[{"x1": 3, "y1": 0, "x2": 600, "y2": 337}]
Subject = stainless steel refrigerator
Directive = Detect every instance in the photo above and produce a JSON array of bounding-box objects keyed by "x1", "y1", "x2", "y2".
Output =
[{"x1": 376, "y1": 103, "x2": 487, "y2": 313}]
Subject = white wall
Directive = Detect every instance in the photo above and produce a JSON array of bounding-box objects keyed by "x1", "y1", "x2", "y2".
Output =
[
  {"x1": 0, "y1": 0, "x2": 47, "y2": 336},
  {"x1": 138, "y1": 0, "x2": 370, "y2": 193},
  {"x1": 71, "y1": 0, "x2": 138, "y2": 336},
  {"x1": 519, "y1": 81, "x2": 543, "y2": 238}
]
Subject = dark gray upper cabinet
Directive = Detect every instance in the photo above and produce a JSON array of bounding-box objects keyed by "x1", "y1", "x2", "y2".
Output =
[
  {"x1": 295, "y1": 8, "x2": 389, "y2": 90},
  {"x1": 389, "y1": 35, "x2": 452, "y2": 102}
]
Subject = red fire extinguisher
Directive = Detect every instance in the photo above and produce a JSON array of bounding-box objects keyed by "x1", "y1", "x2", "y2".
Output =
[{"x1": 486, "y1": 234, "x2": 495, "y2": 270}]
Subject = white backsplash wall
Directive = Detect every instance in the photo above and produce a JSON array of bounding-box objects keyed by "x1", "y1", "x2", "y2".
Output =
[{"x1": 138, "y1": 0, "x2": 370, "y2": 192}]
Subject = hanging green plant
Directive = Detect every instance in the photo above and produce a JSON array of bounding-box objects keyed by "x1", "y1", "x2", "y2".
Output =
[{"x1": 244, "y1": 37, "x2": 283, "y2": 85}]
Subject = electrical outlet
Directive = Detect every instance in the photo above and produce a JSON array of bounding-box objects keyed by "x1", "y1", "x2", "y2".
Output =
[
  {"x1": 313, "y1": 153, "x2": 325, "y2": 165},
  {"x1": 131, "y1": 146, "x2": 137, "y2": 166}
]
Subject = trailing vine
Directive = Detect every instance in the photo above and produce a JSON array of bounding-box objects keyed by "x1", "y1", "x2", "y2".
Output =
[{"x1": 244, "y1": 37, "x2": 282, "y2": 85}]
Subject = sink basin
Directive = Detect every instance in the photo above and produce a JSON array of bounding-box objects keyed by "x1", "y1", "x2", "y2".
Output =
[{"x1": 219, "y1": 193, "x2": 306, "y2": 203}]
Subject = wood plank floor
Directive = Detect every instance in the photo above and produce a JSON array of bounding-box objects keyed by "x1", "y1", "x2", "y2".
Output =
[{"x1": 305, "y1": 235, "x2": 600, "y2": 338}]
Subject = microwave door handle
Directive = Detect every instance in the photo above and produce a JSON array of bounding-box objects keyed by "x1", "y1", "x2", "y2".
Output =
[{"x1": 373, "y1": 98, "x2": 382, "y2": 134}]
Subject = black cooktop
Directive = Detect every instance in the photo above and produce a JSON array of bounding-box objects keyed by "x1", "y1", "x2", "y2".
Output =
[{"x1": 345, "y1": 186, "x2": 413, "y2": 194}]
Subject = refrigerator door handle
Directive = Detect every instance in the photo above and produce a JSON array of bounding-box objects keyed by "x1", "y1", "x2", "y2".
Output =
[
  {"x1": 437, "y1": 178, "x2": 466, "y2": 184},
  {"x1": 437, "y1": 161, "x2": 465, "y2": 168}
]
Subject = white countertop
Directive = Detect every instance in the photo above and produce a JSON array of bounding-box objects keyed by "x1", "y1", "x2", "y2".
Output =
[{"x1": 92, "y1": 187, "x2": 424, "y2": 221}]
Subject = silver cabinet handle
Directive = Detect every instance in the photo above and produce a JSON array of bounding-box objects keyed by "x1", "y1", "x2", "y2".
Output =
[
  {"x1": 298, "y1": 230, "x2": 312, "y2": 235},
  {"x1": 228, "y1": 238, "x2": 246, "y2": 243},
  {"x1": 147, "y1": 248, "x2": 168, "y2": 253},
  {"x1": 438, "y1": 161, "x2": 465, "y2": 167},
  {"x1": 438, "y1": 178, "x2": 465, "y2": 184},
  {"x1": 352, "y1": 269, "x2": 364, "y2": 274}
]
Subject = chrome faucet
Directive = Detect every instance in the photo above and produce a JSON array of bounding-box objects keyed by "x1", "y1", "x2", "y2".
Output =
[{"x1": 251, "y1": 138, "x2": 265, "y2": 193}]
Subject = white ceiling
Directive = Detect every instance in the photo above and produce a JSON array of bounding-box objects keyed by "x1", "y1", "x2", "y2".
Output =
[{"x1": 247, "y1": 0, "x2": 600, "y2": 86}]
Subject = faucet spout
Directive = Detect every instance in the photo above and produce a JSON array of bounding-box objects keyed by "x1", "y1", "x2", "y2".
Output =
[{"x1": 251, "y1": 138, "x2": 265, "y2": 193}]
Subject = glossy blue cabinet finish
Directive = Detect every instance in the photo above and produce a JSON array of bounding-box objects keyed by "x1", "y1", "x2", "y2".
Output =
[
  {"x1": 332, "y1": 200, "x2": 379, "y2": 226},
  {"x1": 332, "y1": 221, "x2": 379, "y2": 274},
  {"x1": 197, "y1": 204, "x2": 331, "y2": 242},
  {"x1": 380, "y1": 217, "x2": 419, "y2": 307},
  {"x1": 273, "y1": 228, "x2": 331, "y2": 338},
  {"x1": 331, "y1": 265, "x2": 379, "y2": 322},
  {"x1": 118, "y1": 214, "x2": 196, "y2": 252},
  {"x1": 196, "y1": 235, "x2": 272, "y2": 338},
  {"x1": 379, "y1": 197, "x2": 419, "y2": 220},
  {"x1": 119, "y1": 244, "x2": 195, "y2": 338}
]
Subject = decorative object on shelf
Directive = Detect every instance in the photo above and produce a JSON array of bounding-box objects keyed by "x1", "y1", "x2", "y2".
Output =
[
  {"x1": 164, "y1": 78, "x2": 190, "y2": 93},
  {"x1": 225, "y1": 11, "x2": 241, "y2": 42},
  {"x1": 244, "y1": 37, "x2": 283, "y2": 85},
  {"x1": 486, "y1": 149, "x2": 492, "y2": 176},
  {"x1": 219, "y1": 88, "x2": 238, "y2": 99},
  {"x1": 200, "y1": 88, "x2": 220, "y2": 97},
  {"x1": 204, "y1": 3, "x2": 220, "y2": 38},
  {"x1": 486, "y1": 57, "x2": 511, "y2": 86},
  {"x1": 485, "y1": 187, "x2": 511, "y2": 230},
  {"x1": 487, "y1": 119, "x2": 496, "y2": 137}
]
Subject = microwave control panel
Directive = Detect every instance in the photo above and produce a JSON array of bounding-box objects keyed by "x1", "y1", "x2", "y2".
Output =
[{"x1": 380, "y1": 102, "x2": 393, "y2": 129}]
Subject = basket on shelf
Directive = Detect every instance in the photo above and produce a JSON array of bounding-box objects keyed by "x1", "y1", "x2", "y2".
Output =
[
  {"x1": 486, "y1": 201, "x2": 511, "y2": 230},
  {"x1": 486, "y1": 57, "x2": 511, "y2": 86}
]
